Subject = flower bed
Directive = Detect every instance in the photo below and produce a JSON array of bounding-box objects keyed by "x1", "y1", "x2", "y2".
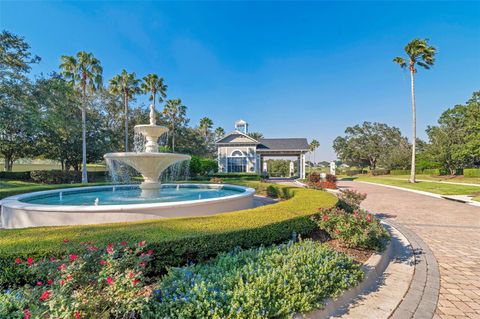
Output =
[{"x1": 1, "y1": 240, "x2": 363, "y2": 319}]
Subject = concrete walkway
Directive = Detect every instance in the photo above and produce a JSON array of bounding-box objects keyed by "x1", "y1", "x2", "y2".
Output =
[{"x1": 339, "y1": 181, "x2": 480, "y2": 319}]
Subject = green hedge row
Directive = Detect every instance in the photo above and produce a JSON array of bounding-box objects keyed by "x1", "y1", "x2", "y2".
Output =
[
  {"x1": 390, "y1": 169, "x2": 424, "y2": 175},
  {"x1": 210, "y1": 173, "x2": 262, "y2": 180},
  {"x1": 0, "y1": 182, "x2": 337, "y2": 286},
  {"x1": 464, "y1": 168, "x2": 480, "y2": 177},
  {"x1": 0, "y1": 170, "x2": 106, "y2": 183}
]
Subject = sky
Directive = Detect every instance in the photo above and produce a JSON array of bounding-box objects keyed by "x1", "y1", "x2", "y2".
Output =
[{"x1": 1, "y1": 1, "x2": 479, "y2": 161}]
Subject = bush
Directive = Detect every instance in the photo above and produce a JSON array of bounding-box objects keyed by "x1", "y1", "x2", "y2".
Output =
[
  {"x1": 464, "y1": 168, "x2": 480, "y2": 177},
  {"x1": 0, "y1": 184, "x2": 337, "y2": 288},
  {"x1": 0, "y1": 171, "x2": 31, "y2": 180},
  {"x1": 345, "y1": 169, "x2": 367, "y2": 176},
  {"x1": 390, "y1": 169, "x2": 410, "y2": 175},
  {"x1": 29, "y1": 170, "x2": 105, "y2": 184},
  {"x1": 337, "y1": 189, "x2": 367, "y2": 213},
  {"x1": 146, "y1": 240, "x2": 363, "y2": 318},
  {"x1": 307, "y1": 172, "x2": 321, "y2": 184},
  {"x1": 1, "y1": 241, "x2": 154, "y2": 318},
  {"x1": 211, "y1": 173, "x2": 262, "y2": 181},
  {"x1": 371, "y1": 169, "x2": 390, "y2": 176},
  {"x1": 325, "y1": 174, "x2": 337, "y2": 183},
  {"x1": 312, "y1": 208, "x2": 389, "y2": 251}
]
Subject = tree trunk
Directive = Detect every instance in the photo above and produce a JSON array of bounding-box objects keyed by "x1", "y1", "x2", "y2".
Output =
[
  {"x1": 409, "y1": 67, "x2": 417, "y2": 183},
  {"x1": 4, "y1": 154, "x2": 13, "y2": 172},
  {"x1": 124, "y1": 92, "x2": 129, "y2": 152},
  {"x1": 81, "y1": 86, "x2": 88, "y2": 184},
  {"x1": 172, "y1": 124, "x2": 175, "y2": 152},
  {"x1": 153, "y1": 92, "x2": 156, "y2": 110}
]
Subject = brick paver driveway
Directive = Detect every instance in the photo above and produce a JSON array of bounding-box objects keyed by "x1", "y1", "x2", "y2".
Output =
[{"x1": 339, "y1": 181, "x2": 480, "y2": 319}]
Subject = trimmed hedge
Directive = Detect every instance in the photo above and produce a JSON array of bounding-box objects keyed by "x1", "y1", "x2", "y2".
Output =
[
  {"x1": 210, "y1": 173, "x2": 262, "y2": 180},
  {"x1": 345, "y1": 169, "x2": 367, "y2": 176},
  {"x1": 464, "y1": 168, "x2": 480, "y2": 177},
  {"x1": 0, "y1": 182, "x2": 337, "y2": 287},
  {"x1": 371, "y1": 168, "x2": 390, "y2": 176},
  {"x1": 390, "y1": 169, "x2": 423, "y2": 175},
  {"x1": 422, "y1": 168, "x2": 442, "y2": 175},
  {"x1": 0, "y1": 171, "x2": 31, "y2": 180},
  {"x1": 0, "y1": 170, "x2": 106, "y2": 183}
]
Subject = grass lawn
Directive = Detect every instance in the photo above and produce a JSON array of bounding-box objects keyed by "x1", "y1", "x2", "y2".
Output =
[
  {"x1": 363, "y1": 174, "x2": 480, "y2": 185},
  {"x1": 356, "y1": 176, "x2": 480, "y2": 197}
]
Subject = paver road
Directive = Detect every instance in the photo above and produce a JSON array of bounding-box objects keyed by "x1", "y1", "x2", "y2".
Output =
[{"x1": 339, "y1": 181, "x2": 480, "y2": 319}]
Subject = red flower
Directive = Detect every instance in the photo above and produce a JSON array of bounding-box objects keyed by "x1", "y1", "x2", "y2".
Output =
[
  {"x1": 23, "y1": 309, "x2": 30, "y2": 319},
  {"x1": 106, "y1": 276, "x2": 114, "y2": 285},
  {"x1": 47, "y1": 279, "x2": 53, "y2": 285},
  {"x1": 354, "y1": 211, "x2": 360, "y2": 219},
  {"x1": 335, "y1": 229, "x2": 341, "y2": 234},
  {"x1": 366, "y1": 214, "x2": 373, "y2": 222},
  {"x1": 37, "y1": 281, "x2": 43, "y2": 286},
  {"x1": 50, "y1": 257, "x2": 56, "y2": 261},
  {"x1": 39, "y1": 290, "x2": 51, "y2": 301},
  {"x1": 100, "y1": 260, "x2": 106, "y2": 265},
  {"x1": 58, "y1": 263, "x2": 66, "y2": 271},
  {"x1": 27, "y1": 257, "x2": 34, "y2": 264},
  {"x1": 87, "y1": 241, "x2": 93, "y2": 245},
  {"x1": 133, "y1": 279, "x2": 139, "y2": 286},
  {"x1": 63, "y1": 239, "x2": 69, "y2": 243},
  {"x1": 74, "y1": 311, "x2": 81, "y2": 319},
  {"x1": 107, "y1": 243, "x2": 113, "y2": 248},
  {"x1": 66, "y1": 274, "x2": 73, "y2": 281},
  {"x1": 140, "y1": 261, "x2": 146, "y2": 268},
  {"x1": 129, "y1": 272, "x2": 135, "y2": 278},
  {"x1": 59, "y1": 279, "x2": 65, "y2": 286},
  {"x1": 69, "y1": 254, "x2": 78, "y2": 262},
  {"x1": 106, "y1": 247, "x2": 113, "y2": 254},
  {"x1": 15, "y1": 258, "x2": 21, "y2": 264},
  {"x1": 147, "y1": 249, "x2": 153, "y2": 256},
  {"x1": 322, "y1": 215, "x2": 329, "y2": 221},
  {"x1": 138, "y1": 241, "x2": 145, "y2": 247},
  {"x1": 120, "y1": 241, "x2": 127, "y2": 246}
]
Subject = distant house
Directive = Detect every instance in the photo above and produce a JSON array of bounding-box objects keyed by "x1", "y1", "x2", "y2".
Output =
[{"x1": 215, "y1": 120, "x2": 310, "y2": 178}]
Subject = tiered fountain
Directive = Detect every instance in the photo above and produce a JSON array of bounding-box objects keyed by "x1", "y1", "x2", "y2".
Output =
[
  {"x1": 1, "y1": 105, "x2": 255, "y2": 229},
  {"x1": 104, "y1": 105, "x2": 191, "y2": 197}
]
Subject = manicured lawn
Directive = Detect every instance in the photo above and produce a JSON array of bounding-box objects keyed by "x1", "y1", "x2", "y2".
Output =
[
  {"x1": 357, "y1": 176, "x2": 480, "y2": 196},
  {"x1": 366, "y1": 174, "x2": 480, "y2": 185}
]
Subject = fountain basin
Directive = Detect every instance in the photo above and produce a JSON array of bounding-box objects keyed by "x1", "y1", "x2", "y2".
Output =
[{"x1": 0, "y1": 184, "x2": 255, "y2": 229}]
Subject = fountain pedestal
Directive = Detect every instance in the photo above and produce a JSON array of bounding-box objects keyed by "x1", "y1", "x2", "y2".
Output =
[{"x1": 104, "y1": 104, "x2": 191, "y2": 198}]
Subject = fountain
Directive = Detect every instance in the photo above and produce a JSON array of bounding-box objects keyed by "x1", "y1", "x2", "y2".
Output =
[
  {"x1": 104, "y1": 105, "x2": 191, "y2": 197},
  {"x1": 0, "y1": 104, "x2": 255, "y2": 229}
]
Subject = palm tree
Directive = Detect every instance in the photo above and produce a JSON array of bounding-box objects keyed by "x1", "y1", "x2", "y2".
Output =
[
  {"x1": 214, "y1": 127, "x2": 225, "y2": 140},
  {"x1": 141, "y1": 73, "x2": 167, "y2": 109},
  {"x1": 163, "y1": 99, "x2": 187, "y2": 152},
  {"x1": 247, "y1": 132, "x2": 263, "y2": 141},
  {"x1": 394, "y1": 38, "x2": 436, "y2": 183},
  {"x1": 60, "y1": 51, "x2": 103, "y2": 184},
  {"x1": 309, "y1": 139, "x2": 320, "y2": 165},
  {"x1": 199, "y1": 117, "x2": 213, "y2": 139},
  {"x1": 109, "y1": 70, "x2": 140, "y2": 152}
]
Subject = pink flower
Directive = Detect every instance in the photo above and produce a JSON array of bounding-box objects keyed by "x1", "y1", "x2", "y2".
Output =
[
  {"x1": 140, "y1": 261, "x2": 146, "y2": 268},
  {"x1": 47, "y1": 279, "x2": 53, "y2": 285},
  {"x1": 58, "y1": 263, "x2": 66, "y2": 271},
  {"x1": 66, "y1": 275, "x2": 73, "y2": 281},
  {"x1": 39, "y1": 290, "x2": 51, "y2": 301},
  {"x1": 100, "y1": 260, "x2": 106, "y2": 265},
  {"x1": 106, "y1": 276, "x2": 114, "y2": 285},
  {"x1": 138, "y1": 241, "x2": 145, "y2": 247},
  {"x1": 74, "y1": 311, "x2": 81, "y2": 319},
  {"x1": 106, "y1": 247, "x2": 113, "y2": 254},
  {"x1": 27, "y1": 257, "x2": 33, "y2": 264},
  {"x1": 59, "y1": 279, "x2": 65, "y2": 286},
  {"x1": 15, "y1": 258, "x2": 21, "y2": 264},
  {"x1": 36, "y1": 281, "x2": 43, "y2": 286},
  {"x1": 50, "y1": 257, "x2": 56, "y2": 261},
  {"x1": 107, "y1": 243, "x2": 113, "y2": 248},
  {"x1": 120, "y1": 241, "x2": 127, "y2": 246},
  {"x1": 147, "y1": 249, "x2": 153, "y2": 256},
  {"x1": 366, "y1": 214, "x2": 373, "y2": 222},
  {"x1": 129, "y1": 272, "x2": 135, "y2": 278},
  {"x1": 69, "y1": 254, "x2": 78, "y2": 261},
  {"x1": 23, "y1": 309, "x2": 30, "y2": 319},
  {"x1": 322, "y1": 215, "x2": 330, "y2": 221}
]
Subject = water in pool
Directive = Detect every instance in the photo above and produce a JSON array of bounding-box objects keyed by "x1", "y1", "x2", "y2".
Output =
[{"x1": 21, "y1": 185, "x2": 244, "y2": 206}]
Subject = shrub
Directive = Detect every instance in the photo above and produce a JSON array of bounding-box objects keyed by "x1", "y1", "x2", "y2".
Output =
[
  {"x1": 390, "y1": 169, "x2": 410, "y2": 175},
  {"x1": 0, "y1": 185, "x2": 337, "y2": 288},
  {"x1": 325, "y1": 174, "x2": 337, "y2": 183},
  {"x1": 337, "y1": 189, "x2": 367, "y2": 213},
  {"x1": 422, "y1": 168, "x2": 441, "y2": 175},
  {"x1": 345, "y1": 169, "x2": 367, "y2": 176},
  {"x1": 371, "y1": 168, "x2": 390, "y2": 176},
  {"x1": 211, "y1": 173, "x2": 261, "y2": 181},
  {"x1": 29, "y1": 170, "x2": 105, "y2": 184},
  {"x1": 307, "y1": 172, "x2": 321, "y2": 184},
  {"x1": 0, "y1": 241, "x2": 154, "y2": 318},
  {"x1": 312, "y1": 208, "x2": 389, "y2": 251},
  {"x1": 0, "y1": 171, "x2": 31, "y2": 180},
  {"x1": 146, "y1": 240, "x2": 363, "y2": 318},
  {"x1": 464, "y1": 168, "x2": 480, "y2": 177}
]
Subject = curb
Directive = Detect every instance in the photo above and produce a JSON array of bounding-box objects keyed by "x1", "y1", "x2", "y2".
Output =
[
  {"x1": 295, "y1": 222, "x2": 396, "y2": 319},
  {"x1": 357, "y1": 181, "x2": 480, "y2": 208}
]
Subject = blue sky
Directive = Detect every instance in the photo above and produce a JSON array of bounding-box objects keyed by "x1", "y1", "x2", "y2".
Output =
[{"x1": 1, "y1": 1, "x2": 479, "y2": 160}]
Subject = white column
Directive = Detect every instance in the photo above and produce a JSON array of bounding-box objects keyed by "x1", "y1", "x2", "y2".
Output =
[{"x1": 302, "y1": 153, "x2": 306, "y2": 179}]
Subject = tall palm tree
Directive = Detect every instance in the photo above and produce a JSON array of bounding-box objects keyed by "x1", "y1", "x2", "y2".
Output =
[
  {"x1": 309, "y1": 139, "x2": 320, "y2": 165},
  {"x1": 199, "y1": 117, "x2": 213, "y2": 139},
  {"x1": 394, "y1": 38, "x2": 436, "y2": 183},
  {"x1": 140, "y1": 73, "x2": 167, "y2": 110},
  {"x1": 60, "y1": 51, "x2": 103, "y2": 184},
  {"x1": 163, "y1": 99, "x2": 187, "y2": 152},
  {"x1": 214, "y1": 127, "x2": 225, "y2": 140},
  {"x1": 109, "y1": 69, "x2": 140, "y2": 152}
]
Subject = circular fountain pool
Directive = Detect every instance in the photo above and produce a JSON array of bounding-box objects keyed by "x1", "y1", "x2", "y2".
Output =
[{"x1": 0, "y1": 184, "x2": 255, "y2": 229}]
